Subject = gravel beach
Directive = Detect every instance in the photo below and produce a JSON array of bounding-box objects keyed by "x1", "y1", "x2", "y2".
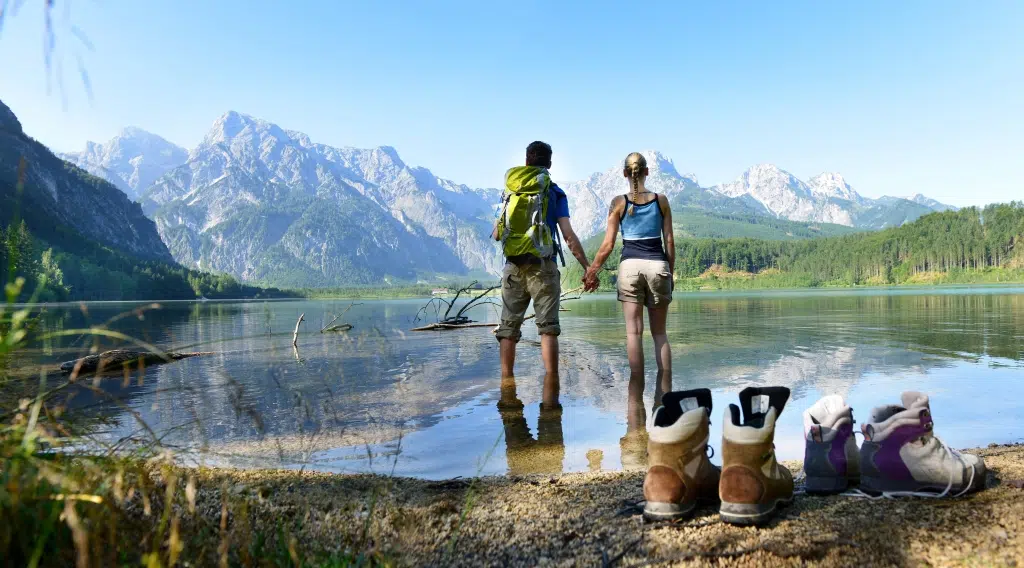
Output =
[{"x1": 163, "y1": 443, "x2": 1024, "y2": 567}]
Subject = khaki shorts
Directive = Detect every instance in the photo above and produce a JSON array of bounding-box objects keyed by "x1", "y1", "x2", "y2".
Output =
[
  {"x1": 617, "y1": 258, "x2": 673, "y2": 308},
  {"x1": 495, "y1": 260, "x2": 561, "y2": 342}
]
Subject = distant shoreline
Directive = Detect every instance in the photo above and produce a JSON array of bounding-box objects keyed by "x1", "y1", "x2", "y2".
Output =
[{"x1": 12, "y1": 280, "x2": 1024, "y2": 307}]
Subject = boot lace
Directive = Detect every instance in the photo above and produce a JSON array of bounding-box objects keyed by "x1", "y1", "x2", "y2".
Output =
[{"x1": 842, "y1": 433, "x2": 976, "y2": 500}]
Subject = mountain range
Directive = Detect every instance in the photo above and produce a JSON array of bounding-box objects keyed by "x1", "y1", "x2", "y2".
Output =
[
  {"x1": 134, "y1": 112, "x2": 501, "y2": 287},
  {"x1": 43, "y1": 109, "x2": 955, "y2": 286}
]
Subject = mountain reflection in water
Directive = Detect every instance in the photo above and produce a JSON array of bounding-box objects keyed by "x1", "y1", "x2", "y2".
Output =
[{"x1": 18, "y1": 287, "x2": 1024, "y2": 479}]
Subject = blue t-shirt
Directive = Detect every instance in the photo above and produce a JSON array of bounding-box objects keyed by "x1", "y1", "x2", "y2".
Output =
[{"x1": 547, "y1": 183, "x2": 570, "y2": 234}]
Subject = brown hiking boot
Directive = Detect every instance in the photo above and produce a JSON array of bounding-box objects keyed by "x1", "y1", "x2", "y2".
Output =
[
  {"x1": 719, "y1": 386, "x2": 794, "y2": 526},
  {"x1": 643, "y1": 389, "x2": 721, "y2": 521}
]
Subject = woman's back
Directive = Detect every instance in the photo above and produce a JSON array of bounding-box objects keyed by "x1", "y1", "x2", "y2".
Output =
[{"x1": 620, "y1": 193, "x2": 667, "y2": 261}]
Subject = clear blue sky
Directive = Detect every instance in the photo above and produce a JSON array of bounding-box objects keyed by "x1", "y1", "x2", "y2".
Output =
[{"x1": 1, "y1": 0, "x2": 1021, "y2": 206}]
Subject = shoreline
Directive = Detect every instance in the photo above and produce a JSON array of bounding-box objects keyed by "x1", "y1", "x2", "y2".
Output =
[
  {"x1": 124, "y1": 442, "x2": 1024, "y2": 566},
  {"x1": 12, "y1": 281, "x2": 1024, "y2": 307}
]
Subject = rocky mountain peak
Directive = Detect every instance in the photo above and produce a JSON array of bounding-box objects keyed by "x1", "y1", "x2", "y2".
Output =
[
  {"x1": 61, "y1": 126, "x2": 188, "y2": 200},
  {"x1": 809, "y1": 172, "x2": 862, "y2": 203},
  {"x1": 202, "y1": 110, "x2": 285, "y2": 146},
  {"x1": 0, "y1": 99, "x2": 23, "y2": 135},
  {"x1": 723, "y1": 164, "x2": 811, "y2": 198}
]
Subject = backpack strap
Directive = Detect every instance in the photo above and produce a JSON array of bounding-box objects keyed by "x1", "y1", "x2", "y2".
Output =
[{"x1": 548, "y1": 185, "x2": 566, "y2": 267}]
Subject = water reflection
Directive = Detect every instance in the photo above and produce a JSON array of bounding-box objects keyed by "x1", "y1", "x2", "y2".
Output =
[
  {"x1": 15, "y1": 288, "x2": 1024, "y2": 478},
  {"x1": 619, "y1": 370, "x2": 672, "y2": 471},
  {"x1": 498, "y1": 374, "x2": 565, "y2": 476}
]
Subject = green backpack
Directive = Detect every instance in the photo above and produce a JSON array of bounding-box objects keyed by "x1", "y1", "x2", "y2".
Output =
[{"x1": 497, "y1": 165, "x2": 560, "y2": 262}]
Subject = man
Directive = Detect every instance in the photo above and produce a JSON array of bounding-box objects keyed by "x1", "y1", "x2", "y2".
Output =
[{"x1": 493, "y1": 141, "x2": 597, "y2": 377}]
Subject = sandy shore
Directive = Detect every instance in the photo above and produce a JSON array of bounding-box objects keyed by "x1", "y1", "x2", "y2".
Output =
[{"x1": 156, "y1": 442, "x2": 1024, "y2": 567}]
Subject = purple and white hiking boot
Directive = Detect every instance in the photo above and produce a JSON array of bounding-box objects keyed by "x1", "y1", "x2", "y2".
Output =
[
  {"x1": 802, "y1": 395, "x2": 860, "y2": 494},
  {"x1": 859, "y1": 391, "x2": 987, "y2": 497}
]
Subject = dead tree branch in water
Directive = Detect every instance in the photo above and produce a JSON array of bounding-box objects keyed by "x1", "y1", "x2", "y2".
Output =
[
  {"x1": 59, "y1": 350, "x2": 215, "y2": 375},
  {"x1": 292, "y1": 313, "x2": 305, "y2": 347},
  {"x1": 321, "y1": 302, "x2": 361, "y2": 332},
  {"x1": 521, "y1": 285, "x2": 584, "y2": 322},
  {"x1": 412, "y1": 281, "x2": 500, "y2": 331}
]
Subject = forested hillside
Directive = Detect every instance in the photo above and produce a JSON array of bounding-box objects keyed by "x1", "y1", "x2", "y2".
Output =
[
  {"x1": 566, "y1": 203, "x2": 1024, "y2": 290},
  {"x1": 0, "y1": 220, "x2": 291, "y2": 302},
  {"x1": 671, "y1": 209, "x2": 857, "y2": 240}
]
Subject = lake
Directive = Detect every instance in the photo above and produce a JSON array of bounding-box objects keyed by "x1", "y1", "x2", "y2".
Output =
[{"x1": 16, "y1": 286, "x2": 1024, "y2": 480}]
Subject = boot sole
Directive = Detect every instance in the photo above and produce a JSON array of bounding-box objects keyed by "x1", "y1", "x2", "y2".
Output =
[
  {"x1": 804, "y1": 475, "x2": 859, "y2": 495},
  {"x1": 861, "y1": 467, "x2": 986, "y2": 496},
  {"x1": 643, "y1": 500, "x2": 698, "y2": 522},
  {"x1": 719, "y1": 496, "x2": 792, "y2": 526}
]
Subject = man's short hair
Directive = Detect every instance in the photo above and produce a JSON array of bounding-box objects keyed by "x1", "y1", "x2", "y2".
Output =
[{"x1": 526, "y1": 141, "x2": 552, "y2": 168}]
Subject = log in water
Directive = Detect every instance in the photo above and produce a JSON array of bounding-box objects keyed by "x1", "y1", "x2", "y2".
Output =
[{"x1": 59, "y1": 349, "x2": 212, "y2": 375}]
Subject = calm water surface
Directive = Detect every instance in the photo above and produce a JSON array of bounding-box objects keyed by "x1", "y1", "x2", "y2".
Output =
[{"x1": 19, "y1": 286, "x2": 1024, "y2": 479}]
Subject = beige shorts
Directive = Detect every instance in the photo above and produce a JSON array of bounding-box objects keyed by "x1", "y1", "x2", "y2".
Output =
[
  {"x1": 617, "y1": 258, "x2": 673, "y2": 307},
  {"x1": 495, "y1": 260, "x2": 561, "y2": 342}
]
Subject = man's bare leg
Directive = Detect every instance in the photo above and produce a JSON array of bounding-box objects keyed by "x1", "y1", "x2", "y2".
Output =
[
  {"x1": 541, "y1": 334, "x2": 559, "y2": 376},
  {"x1": 542, "y1": 371, "x2": 560, "y2": 408},
  {"x1": 500, "y1": 338, "x2": 517, "y2": 378}
]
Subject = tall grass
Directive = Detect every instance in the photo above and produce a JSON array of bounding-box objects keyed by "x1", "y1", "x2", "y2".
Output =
[{"x1": 0, "y1": 285, "x2": 406, "y2": 567}]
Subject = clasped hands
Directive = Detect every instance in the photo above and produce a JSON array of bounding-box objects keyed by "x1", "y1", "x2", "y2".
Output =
[{"x1": 582, "y1": 266, "x2": 601, "y2": 292}]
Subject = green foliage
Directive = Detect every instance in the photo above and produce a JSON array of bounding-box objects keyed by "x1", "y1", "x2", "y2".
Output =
[
  {"x1": 0, "y1": 220, "x2": 294, "y2": 302},
  {"x1": 565, "y1": 203, "x2": 1024, "y2": 291},
  {"x1": 672, "y1": 209, "x2": 858, "y2": 240},
  {"x1": 671, "y1": 203, "x2": 1024, "y2": 288}
]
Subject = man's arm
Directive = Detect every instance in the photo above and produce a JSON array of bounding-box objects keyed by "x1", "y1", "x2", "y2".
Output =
[{"x1": 557, "y1": 217, "x2": 590, "y2": 270}]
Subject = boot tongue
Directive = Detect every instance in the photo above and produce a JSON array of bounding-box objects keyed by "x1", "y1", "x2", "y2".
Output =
[
  {"x1": 736, "y1": 386, "x2": 790, "y2": 428},
  {"x1": 901, "y1": 391, "x2": 930, "y2": 411},
  {"x1": 664, "y1": 388, "x2": 712, "y2": 414},
  {"x1": 869, "y1": 404, "x2": 907, "y2": 423},
  {"x1": 654, "y1": 389, "x2": 712, "y2": 427}
]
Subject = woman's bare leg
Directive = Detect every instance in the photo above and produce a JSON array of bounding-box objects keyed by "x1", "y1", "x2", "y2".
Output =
[
  {"x1": 623, "y1": 301, "x2": 645, "y2": 376},
  {"x1": 654, "y1": 368, "x2": 671, "y2": 411},
  {"x1": 626, "y1": 371, "x2": 646, "y2": 433},
  {"x1": 648, "y1": 305, "x2": 671, "y2": 376}
]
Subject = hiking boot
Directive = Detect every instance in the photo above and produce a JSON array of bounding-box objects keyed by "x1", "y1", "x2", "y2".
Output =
[
  {"x1": 860, "y1": 391, "x2": 987, "y2": 496},
  {"x1": 719, "y1": 386, "x2": 794, "y2": 526},
  {"x1": 642, "y1": 389, "x2": 720, "y2": 521},
  {"x1": 802, "y1": 394, "x2": 860, "y2": 494}
]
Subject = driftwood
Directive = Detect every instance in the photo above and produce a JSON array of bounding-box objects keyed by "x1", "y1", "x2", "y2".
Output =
[
  {"x1": 500, "y1": 285, "x2": 584, "y2": 328},
  {"x1": 410, "y1": 322, "x2": 499, "y2": 332},
  {"x1": 523, "y1": 308, "x2": 570, "y2": 322},
  {"x1": 60, "y1": 349, "x2": 213, "y2": 375},
  {"x1": 320, "y1": 302, "x2": 360, "y2": 333},
  {"x1": 293, "y1": 313, "x2": 305, "y2": 347},
  {"x1": 411, "y1": 280, "x2": 500, "y2": 331}
]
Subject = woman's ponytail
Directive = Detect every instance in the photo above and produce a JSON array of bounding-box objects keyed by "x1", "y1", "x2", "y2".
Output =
[{"x1": 623, "y1": 152, "x2": 648, "y2": 216}]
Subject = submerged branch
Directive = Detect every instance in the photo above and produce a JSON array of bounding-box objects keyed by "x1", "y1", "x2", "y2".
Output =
[
  {"x1": 410, "y1": 281, "x2": 500, "y2": 330},
  {"x1": 321, "y1": 302, "x2": 361, "y2": 332},
  {"x1": 410, "y1": 322, "x2": 498, "y2": 332},
  {"x1": 293, "y1": 313, "x2": 305, "y2": 347},
  {"x1": 59, "y1": 350, "x2": 215, "y2": 375}
]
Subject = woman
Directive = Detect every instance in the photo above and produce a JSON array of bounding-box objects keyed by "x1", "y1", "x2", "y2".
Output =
[{"x1": 585, "y1": 152, "x2": 675, "y2": 381}]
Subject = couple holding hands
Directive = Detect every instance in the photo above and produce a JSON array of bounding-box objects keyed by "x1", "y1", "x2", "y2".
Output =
[{"x1": 493, "y1": 141, "x2": 675, "y2": 381}]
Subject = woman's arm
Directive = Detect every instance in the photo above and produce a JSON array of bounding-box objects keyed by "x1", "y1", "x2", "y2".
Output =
[
  {"x1": 659, "y1": 194, "x2": 675, "y2": 277},
  {"x1": 586, "y1": 196, "x2": 624, "y2": 279}
]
